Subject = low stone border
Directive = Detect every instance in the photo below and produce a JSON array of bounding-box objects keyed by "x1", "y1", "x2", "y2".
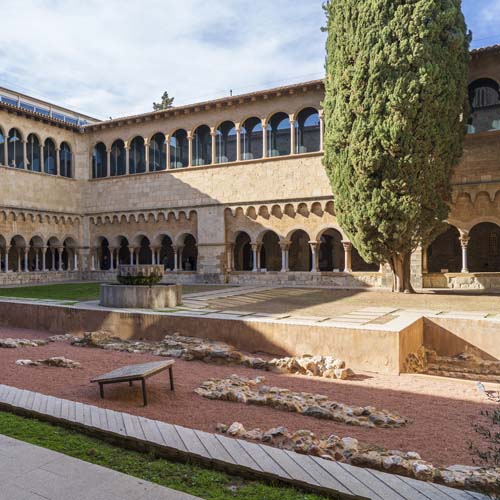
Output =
[
  {"x1": 195, "y1": 375, "x2": 407, "y2": 428},
  {"x1": 218, "y1": 421, "x2": 500, "y2": 495},
  {"x1": 0, "y1": 338, "x2": 48, "y2": 348},
  {"x1": 15, "y1": 356, "x2": 81, "y2": 369}
]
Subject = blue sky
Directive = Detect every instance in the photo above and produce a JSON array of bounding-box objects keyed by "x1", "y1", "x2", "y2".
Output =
[{"x1": 0, "y1": 0, "x2": 497, "y2": 119}]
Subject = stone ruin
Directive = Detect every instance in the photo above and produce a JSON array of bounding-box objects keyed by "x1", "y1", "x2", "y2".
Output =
[
  {"x1": 15, "y1": 357, "x2": 81, "y2": 369},
  {"x1": 196, "y1": 374, "x2": 406, "y2": 428},
  {"x1": 0, "y1": 338, "x2": 48, "y2": 348},
  {"x1": 217, "y1": 422, "x2": 500, "y2": 496},
  {"x1": 72, "y1": 331, "x2": 354, "y2": 380}
]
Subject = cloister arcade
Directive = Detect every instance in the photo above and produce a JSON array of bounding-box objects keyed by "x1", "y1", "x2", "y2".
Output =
[
  {"x1": 0, "y1": 126, "x2": 73, "y2": 177},
  {"x1": 90, "y1": 107, "x2": 323, "y2": 178}
]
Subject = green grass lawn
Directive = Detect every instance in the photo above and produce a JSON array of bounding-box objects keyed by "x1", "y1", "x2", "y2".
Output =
[
  {"x1": 0, "y1": 283, "x2": 233, "y2": 302},
  {"x1": 0, "y1": 411, "x2": 332, "y2": 500}
]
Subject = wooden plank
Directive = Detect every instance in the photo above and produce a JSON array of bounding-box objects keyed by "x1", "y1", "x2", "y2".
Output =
[
  {"x1": 23, "y1": 390, "x2": 36, "y2": 411},
  {"x1": 91, "y1": 360, "x2": 174, "y2": 383},
  {"x1": 82, "y1": 402, "x2": 93, "y2": 427},
  {"x1": 338, "y1": 464, "x2": 406, "y2": 500},
  {"x1": 0, "y1": 385, "x2": 9, "y2": 400},
  {"x1": 17, "y1": 390, "x2": 30, "y2": 409},
  {"x1": 195, "y1": 431, "x2": 235, "y2": 464},
  {"x1": 45, "y1": 395, "x2": 57, "y2": 417},
  {"x1": 311, "y1": 457, "x2": 381, "y2": 500},
  {"x1": 361, "y1": 469, "x2": 430, "y2": 500},
  {"x1": 214, "y1": 435, "x2": 261, "y2": 471},
  {"x1": 105, "y1": 409, "x2": 126, "y2": 435},
  {"x1": 155, "y1": 421, "x2": 187, "y2": 453},
  {"x1": 74, "y1": 402, "x2": 85, "y2": 425},
  {"x1": 38, "y1": 393, "x2": 49, "y2": 415},
  {"x1": 95, "y1": 406, "x2": 109, "y2": 431},
  {"x1": 236, "y1": 440, "x2": 291, "y2": 479},
  {"x1": 52, "y1": 396, "x2": 63, "y2": 419},
  {"x1": 66, "y1": 399, "x2": 77, "y2": 422},
  {"x1": 60, "y1": 398, "x2": 71, "y2": 420},
  {"x1": 397, "y1": 476, "x2": 461, "y2": 500},
  {"x1": 31, "y1": 391, "x2": 42, "y2": 413},
  {"x1": 425, "y1": 482, "x2": 483, "y2": 500},
  {"x1": 122, "y1": 412, "x2": 145, "y2": 441},
  {"x1": 284, "y1": 453, "x2": 354, "y2": 497},
  {"x1": 260, "y1": 444, "x2": 319, "y2": 486},
  {"x1": 11, "y1": 388, "x2": 25, "y2": 407},
  {"x1": 2, "y1": 387, "x2": 18, "y2": 406},
  {"x1": 138, "y1": 416, "x2": 164, "y2": 445},
  {"x1": 174, "y1": 425, "x2": 210, "y2": 459}
]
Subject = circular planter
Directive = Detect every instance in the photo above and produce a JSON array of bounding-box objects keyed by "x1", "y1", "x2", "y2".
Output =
[{"x1": 99, "y1": 283, "x2": 182, "y2": 309}]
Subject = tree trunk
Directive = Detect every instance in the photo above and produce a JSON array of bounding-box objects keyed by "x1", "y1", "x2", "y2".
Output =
[{"x1": 389, "y1": 252, "x2": 415, "y2": 293}]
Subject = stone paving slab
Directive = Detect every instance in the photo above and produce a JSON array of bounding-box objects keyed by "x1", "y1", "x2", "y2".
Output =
[
  {"x1": 0, "y1": 434, "x2": 201, "y2": 500},
  {"x1": 0, "y1": 385, "x2": 487, "y2": 500}
]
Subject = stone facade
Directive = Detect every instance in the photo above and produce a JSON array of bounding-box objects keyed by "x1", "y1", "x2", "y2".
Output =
[{"x1": 0, "y1": 47, "x2": 499, "y2": 288}]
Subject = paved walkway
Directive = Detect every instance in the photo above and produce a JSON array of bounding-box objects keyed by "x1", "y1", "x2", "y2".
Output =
[
  {"x1": 0, "y1": 385, "x2": 488, "y2": 500},
  {"x1": 0, "y1": 433, "x2": 201, "y2": 500}
]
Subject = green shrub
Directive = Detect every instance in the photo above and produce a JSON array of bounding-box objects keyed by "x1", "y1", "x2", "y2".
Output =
[{"x1": 117, "y1": 274, "x2": 162, "y2": 286}]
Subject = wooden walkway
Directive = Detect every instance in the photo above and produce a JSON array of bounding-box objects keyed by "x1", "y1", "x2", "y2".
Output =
[{"x1": 0, "y1": 384, "x2": 488, "y2": 500}]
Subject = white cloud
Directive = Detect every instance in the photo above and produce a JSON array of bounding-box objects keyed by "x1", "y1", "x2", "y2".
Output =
[{"x1": 0, "y1": 0, "x2": 326, "y2": 119}]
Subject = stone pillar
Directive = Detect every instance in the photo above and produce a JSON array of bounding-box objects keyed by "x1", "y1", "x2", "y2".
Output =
[
  {"x1": 319, "y1": 109, "x2": 324, "y2": 152},
  {"x1": 165, "y1": 134, "x2": 171, "y2": 169},
  {"x1": 23, "y1": 248, "x2": 29, "y2": 272},
  {"x1": 251, "y1": 244, "x2": 259, "y2": 272},
  {"x1": 55, "y1": 147, "x2": 60, "y2": 175},
  {"x1": 40, "y1": 145, "x2": 45, "y2": 171},
  {"x1": 4, "y1": 247, "x2": 9, "y2": 272},
  {"x1": 125, "y1": 144, "x2": 130, "y2": 175},
  {"x1": 35, "y1": 250, "x2": 39, "y2": 272},
  {"x1": 177, "y1": 246, "x2": 184, "y2": 270},
  {"x1": 309, "y1": 241, "x2": 318, "y2": 272},
  {"x1": 460, "y1": 234, "x2": 470, "y2": 273},
  {"x1": 2, "y1": 140, "x2": 7, "y2": 166},
  {"x1": 135, "y1": 248, "x2": 140, "y2": 267},
  {"x1": 289, "y1": 115, "x2": 296, "y2": 155},
  {"x1": 109, "y1": 247, "x2": 115, "y2": 270},
  {"x1": 22, "y1": 140, "x2": 27, "y2": 169},
  {"x1": 187, "y1": 132, "x2": 193, "y2": 167},
  {"x1": 151, "y1": 247, "x2": 156, "y2": 265},
  {"x1": 235, "y1": 124, "x2": 241, "y2": 162},
  {"x1": 129, "y1": 247, "x2": 134, "y2": 265},
  {"x1": 422, "y1": 246, "x2": 428, "y2": 273},
  {"x1": 106, "y1": 149, "x2": 111, "y2": 177},
  {"x1": 73, "y1": 251, "x2": 79, "y2": 271},
  {"x1": 226, "y1": 244, "x2": 234, "y2": 272},
  {"x1": 210, "y1": 128, "x2": 216, "y2": 164},
  {"x1": 42, "y1": 247, "x2": 47, "y2": 271},
  {"x1": 90, "y1": 249, "x2": 96, "y2": 272},
  {"x1": 172, "y1": 245, "x2": 179, "y2": 271},
  {"x1": 280, "y1": 241, "x2": 289, "y2": 272},
  {"x1": 262, "y1": 119, "x2": 268, "y2": 158},
  {"x1": 17, "y1": 249, "x2": 21, "y2": 272},
  {"x1": 57, "y1": 247, "x2": 63, "y2": 271},
  {"x1": 342, "y1": 240, "x2": 352, "y2": 273},
  {"x1": 144, "y1": 137, "x2": 150, "y2": 171}
]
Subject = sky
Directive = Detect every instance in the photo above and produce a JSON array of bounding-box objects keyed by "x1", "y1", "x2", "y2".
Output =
[{"x1": 0, "y1": 0, "x2": 498, "y2": 120}]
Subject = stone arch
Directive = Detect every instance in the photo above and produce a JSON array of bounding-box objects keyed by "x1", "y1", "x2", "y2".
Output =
[
  {"x1": 468, "y1": 222, "x2": 500, "y2": 272},
  {"x1": 259, "y1": 230, "x2": 281, "y2": 272},
  {"x1": 288, "y1": 229, "x2": 311, "y2": 271},
  {"x1": 427, "y1": 225, "x2": 461, "y2": 273},
  {"x1": 177, "y1": 233, "x2": 197, "y2": 270},
  {"x1": 233, "y1": 231, "x2": 253, "y2": 271},
  {"x1": 317, "y1": 228, "x2": 344, "y2": 272}
]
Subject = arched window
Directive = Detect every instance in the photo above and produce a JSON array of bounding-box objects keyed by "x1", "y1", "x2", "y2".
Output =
[
  {"x1": 234, "y1": 232, "x2": 253, "y2": 271},
  {"x1": 149, "y1": 133, "x2": 166, "y2": 171},
  {"x1": 129, "y1": 136, "x2": 146, "y2": 174},
  {"x1": 8, "y1": 128, "x2": 23, "y2": 168},
  {"x1": 240, "y1": 117, "x2": 263, "y2": 160},
  {"x1": 260, "y1": 231, "x2": 281, "y2": 271},
  {"x1": 192, "y1": 125, "x2": 211, "y2": 166},
  {"x1": 468, "y1": 222, "x2": 500, "y2": 272},
  {"x1": 267, "y1": 112, "x2": 290, "y2": 157},
  {"x1": 0, "y1": 128, "x2": 5, "y2": 165},
  {"x1": 181, "y1": 234, "x2": 197, "y2": 270},
  {"x1": 288, "y1": 229, "x2": 311, "y2": 271},
  {"x1": 27, "y1": 134, "x2": 41, "y2": 172},
  {"x1": 318, "y1": 229, "x2": 344, "y2": 271},
  {"x1": 468, "y1": 79, "x2": 500, "y2": 134},
  {"x1": 110, "y1": 139, "x2": 126, "y2": 176},
  {"x1": 170, "y1": 129, "x2": 188, "y2": 168},
  {"x1": 295, "y1": 108, "x2": 320, "y2": 153},
  {"x1": 59, "y1": 142, "x2": 72, "y2": 178},
  {"x1": 44, "y1": 138, "x2": 56, "y2": 174},
  {"x1": 216, "y1": 121, "x2": 237, "y2": 163},
  {"x1": 92, "y1": 142, "x2": 107, "y2": 178}
]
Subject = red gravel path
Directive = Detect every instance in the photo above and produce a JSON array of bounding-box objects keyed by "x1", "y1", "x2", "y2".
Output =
[{"x1": 0, "y1": 326, "x2": 496, "y2": 468}]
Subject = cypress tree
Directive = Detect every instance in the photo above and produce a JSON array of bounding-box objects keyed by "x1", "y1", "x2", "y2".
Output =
[{"x1": 323, "y1": 0, "x2": 470, "y2": 292}]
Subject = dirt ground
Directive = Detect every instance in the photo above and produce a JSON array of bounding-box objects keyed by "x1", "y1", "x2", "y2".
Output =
[
  {"x1": 1, "y1": 326, "x2": 497, "y2": 469},
  {"x1": 203, "y1": 287, "x2": 500, "y2": 318}
]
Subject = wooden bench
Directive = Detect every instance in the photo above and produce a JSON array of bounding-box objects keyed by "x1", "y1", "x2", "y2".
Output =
[{"x1": 91, "y1": 360, "x2": 174, "y2": 406}]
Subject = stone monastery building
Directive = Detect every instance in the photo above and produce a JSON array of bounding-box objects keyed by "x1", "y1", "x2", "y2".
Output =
[{"x1": 0, "y1": 45, "x2": 499, "y2": 289}]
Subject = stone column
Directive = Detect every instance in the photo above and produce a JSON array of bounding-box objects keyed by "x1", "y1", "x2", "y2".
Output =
[
  {"x1": 129, "y1": 247, "x2": 134, "y2": 265},
  {"x1": 42, "y1": 247, "x2": 47, "y2": 271},
  {"x1": 2, "y1": 140, "x2": 7, "y2": 166},
  {"x1": 319, "y1": 109, "x2": 325, "y2": 152},
  {"x1": 55, "y1": 148, "x2": 60, "y2": 175},
  {"x1": 17, "y1": 249, "x2": 21, "y2": 272},
  {"x1": 135, "y1": 248, "x2": 140, "y2": 267},
  {"x1": 210, "y1": 128, "x2": 217, "y2": 164},
  {"x1": 280, "y1": 241, "x2": 289, "y2": 272},
  {"x1": 251, "y1": 244, "x2": 259, "y2": 272},
  {"x1": 22, "y1": 140, "x2": 27, "y2": 169},
  {"x1": 172, "y1": 245, "x2": 179, "y2": 271},
  {"x1": 23, "y1": 248, "x2": 29, "y2": 272},
  {"x1": 289, "y1": 115, "x2": 296, "y2": 155},
  {"x1": 235, "y1": 124, "x2": 241, "y2": 162},
  {"x1": 90, "y1": 249, "x2": 96, "y2": 271},
  {"x1": 342, "y1": 240, "x2": 352, "y2": 273},
  {"x1": 422, "y1": 246, "x2": 428, "y2": 273},
  {"x1": 106, "y1": 149, "x2": 111, "y2": 177},
  {"x1": 109, "y1": 247, "x2": 115, "y2": 270},
  {"x1": 57, "y1": 247, "x2": 63, "y2": 271},
  {"x1": 40, "y1": 144, "x2": 45, "y2": 171},
  {"x1": 165, "y1": 134, "x2": 171, "y2": 169},
  {"x1": 226, "y1": 244, "x2": 234, "y2": 272},
  {"x1": 144, "y1": 138, "x2": 150, "y2": 171},
  {"x1": 151, "y1": 247, "x2": 156, "y2": 265},
  {"x1": 74, "y1": 251, "x2": 79, "y2": 271},
  {"x1": 4, "y1": 247, "x2": 9, "y2": 272},
  {"x1": 51, "y1": 248, "x2": 56, "y2": 271},
  {"x1": 125, "y1": 144, "x2": 130, "y2": 175},
  {"x1": 35, "y1": 250, "x2": 39, "y2": 272},
  {"x1": 460, "y1": 234, "x2": 470, "y2": 273},
  {"x1": 187, "y1": 132, "x2": 193, "y2": 167},
  {"x1": 309, "y1": 241, "x2": 318, "y2": 272},
  {"x1": 262, "y1": 119, "x2": 268, "y2": 158},
  {"x1": 177, "y1": 246, "x2": 184, "y2": 270}
]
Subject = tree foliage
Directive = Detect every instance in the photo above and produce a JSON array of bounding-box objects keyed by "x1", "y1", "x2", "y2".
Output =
[
  {"x1": 323, "y1": 0, "x2": 470, "y2": 291},
  {"x1": 153, "y1": 91, "x2": 175, "y2": 111}
]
